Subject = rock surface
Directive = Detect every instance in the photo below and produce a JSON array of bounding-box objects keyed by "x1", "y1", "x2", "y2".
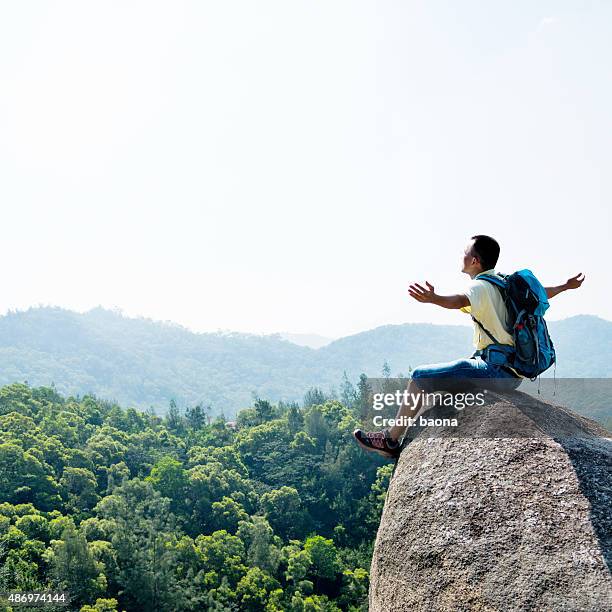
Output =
[{"x1": 369, "y1": 390, "x2": 612, "y2": 611}]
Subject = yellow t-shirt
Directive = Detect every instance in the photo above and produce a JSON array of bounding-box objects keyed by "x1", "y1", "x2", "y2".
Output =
[{"x1": 460, "y1": 269, "x2": 514, "y2": 351}]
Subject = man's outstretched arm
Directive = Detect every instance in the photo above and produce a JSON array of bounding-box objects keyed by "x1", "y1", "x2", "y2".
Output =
[
  {"x1": 408, "y1": 282, "x2": 469, "y2": 309},
  {"x1": 545, "y1": 273, "x2": 585, "y2": 299}
]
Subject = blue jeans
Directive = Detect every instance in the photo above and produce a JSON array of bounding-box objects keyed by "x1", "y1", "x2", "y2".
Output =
[{"x1": 411, "y1": 355, "x2": 522, "y2": 393}]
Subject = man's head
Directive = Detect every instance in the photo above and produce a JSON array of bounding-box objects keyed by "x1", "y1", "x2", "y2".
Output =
[{"x1": 462, "y1": 235, "x2": 500, "y2": 278}]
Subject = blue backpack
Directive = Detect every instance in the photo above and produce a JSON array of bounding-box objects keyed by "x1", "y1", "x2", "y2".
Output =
[{"x1": 473, "y1": 270, "x2": 555, "y2": 379}]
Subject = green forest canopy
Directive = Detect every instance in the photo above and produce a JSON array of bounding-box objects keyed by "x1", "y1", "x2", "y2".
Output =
[{"x1": 0, "y1": 381, "x2": 390, "y2": 611}]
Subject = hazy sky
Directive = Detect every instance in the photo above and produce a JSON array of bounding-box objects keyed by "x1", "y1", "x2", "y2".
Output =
[{"x1": 1, "y1": 1, "x2": 610, "y2": 337}]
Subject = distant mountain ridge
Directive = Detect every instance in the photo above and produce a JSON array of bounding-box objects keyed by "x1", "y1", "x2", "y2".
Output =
[
  {"x1": 0, "y1": 307, "x2": 609, "y2": 415},
  {"x1": 279, "y1": 332, "x2": 334, "y2": 349}
]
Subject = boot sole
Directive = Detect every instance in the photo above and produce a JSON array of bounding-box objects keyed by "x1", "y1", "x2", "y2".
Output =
[{"x1": 353, "y1": 432, "x2": 399, "y2": 459}]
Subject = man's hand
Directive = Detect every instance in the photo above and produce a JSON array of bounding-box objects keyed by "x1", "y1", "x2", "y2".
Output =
[
  {"x1": 546, "y1": 273, "x2": 585, "y2": 299},
  {"x1": 408, "y1": 282, "x2": 469, "y2": 310},
  {"x1": 565, "y1": 273, "x2": 585, "y2": 290},
  {"x1": 408, "y1": 282, "x2": 437, "y2": 303}
]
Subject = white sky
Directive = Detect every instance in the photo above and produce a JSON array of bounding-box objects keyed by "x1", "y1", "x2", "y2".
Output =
[{"x1": 1, "y1": 1, "x2": 610, "y2": 338}]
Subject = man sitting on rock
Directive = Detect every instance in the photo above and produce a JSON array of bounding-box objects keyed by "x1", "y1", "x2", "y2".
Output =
[{"x1": 353, "y1": 234, "x2": 585, "y2": 459}]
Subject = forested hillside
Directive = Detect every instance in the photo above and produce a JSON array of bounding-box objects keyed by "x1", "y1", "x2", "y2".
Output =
[
  {"x1": 0, "y1": 382, "x2": 386, "y2": 611},
  {"x1": 0, "y1": 308, "x2": 610, "y2": 415}
]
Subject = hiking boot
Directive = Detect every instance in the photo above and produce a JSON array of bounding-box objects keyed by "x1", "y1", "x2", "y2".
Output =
[{"x1": 353, "y1": 429, "x2": 401, "y2": 459}]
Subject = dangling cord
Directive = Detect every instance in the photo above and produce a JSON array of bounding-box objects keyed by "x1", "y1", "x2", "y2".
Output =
[
  {"x1": 553, "y1": 362, "x2": 557, "y2": 397},
  {"x1": 537, "y1": 374, "x2": 541, "y2": 395}
]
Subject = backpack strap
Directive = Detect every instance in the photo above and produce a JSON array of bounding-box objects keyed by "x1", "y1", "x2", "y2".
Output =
[
  {"x1": 476, "y1": 273, "x2": 512, "y2": 333},
  {"x1": 477, "y1": 274, "x2": 507, "y2": 297},
  {"x1": 476, "y1": 273, "x2": 506, "y2": 287},
  {"x1": 471, "y1": 315, "x2": 502, "y2": 346}
]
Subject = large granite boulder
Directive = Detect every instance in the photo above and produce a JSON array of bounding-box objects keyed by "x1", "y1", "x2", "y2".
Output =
[{"x1": 369, "y1": 390, "x2": 611, "y2": 611}]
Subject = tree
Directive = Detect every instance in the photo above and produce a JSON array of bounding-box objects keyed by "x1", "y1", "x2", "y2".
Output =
[
  {"x1": 355, "y1": 375, "x2": 372, "y2": 419},
  {"x1": 47, "y1": 524, "x2": 106, "y2": 606},
  {"x1": 285, "y1": 547, "x2": 312, "y2": 584},
  {"x1": 339, "y1": 567, "x2": 369, "y2": 609},
  {"x1": 261, "y1": 487, "x2": 308, "y2": 540},
  {"x1": 85, "y1": 431, "x2": 128, "y2": 468},
  {"x1": 340, "y1": 372, "x2": 357, "y2": 410},
  {"x1": 94, "y1": 479, "x2": 178, "y2": 611},
  {"x1": 187, "y1": 463, "x2": 256, "y2": 534},
  {"x1": 187, "y1": 445, "x2": 248, "y2": 478},
  {"x1": 381, "y1": 361, "x2": 391, "y2": 379},
  {"x1": 304, "y1": 408, "x2": 329, "y2": 450},
  {"x1": 234, "y1": 421, "x2": 292, "y2": 483},
  {"x1": 165, "y1": 400, "x2": 184, "y2": 433},
  {"x1": 80, "y1": 598, "x2": 119, "y2": 612},
  {"x1": 0, "y1": 442, "x2": 61, "y2": 510},
  {"x1": 146, "y1": 456, "x2": 188, "y2": 514},
  {"x1": 14, "y1": 515, "x2": 49, "y2": 542},
  {"x1": 236, "y1": 567, "x2": 279, "y2": 612},
  {"x1": 303, "y1": 387, "x2": 326, "y2": 408},
  {"x1": 211, "y1": 497, "x2": 248, "y2": 533},
  {"x1": 359, "y1": 463, "x2": 393, "y2": 533},
  {"x1": 253, "y1": 399, "x2": 275, "y2": 424},
  {"x1": 194, "y1": 530, "x2": 247, "y2": 590},
  {"x1": 185, "y1": 404, "x2": 209, "y2": 430},
  {"x1": 304, "y1": 536, "x2": 340, "y2": 582},
  {"x1": 60, "y1": 467, "x2": 99, "y2": 513},
  {"x1": 287, "y1": 404, "x2": 304, "y2": 436},
  {"x1": 105, "y1": 462, "x2": 130, "y2": 493},
  {"x1": 237, "y1": 517, "x2": 281, "y2": 576}
]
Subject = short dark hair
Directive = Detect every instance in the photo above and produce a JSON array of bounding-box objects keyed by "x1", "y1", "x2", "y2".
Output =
[{"x1": 470, "y1": 235, "x2": 500, "y2": 270}]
